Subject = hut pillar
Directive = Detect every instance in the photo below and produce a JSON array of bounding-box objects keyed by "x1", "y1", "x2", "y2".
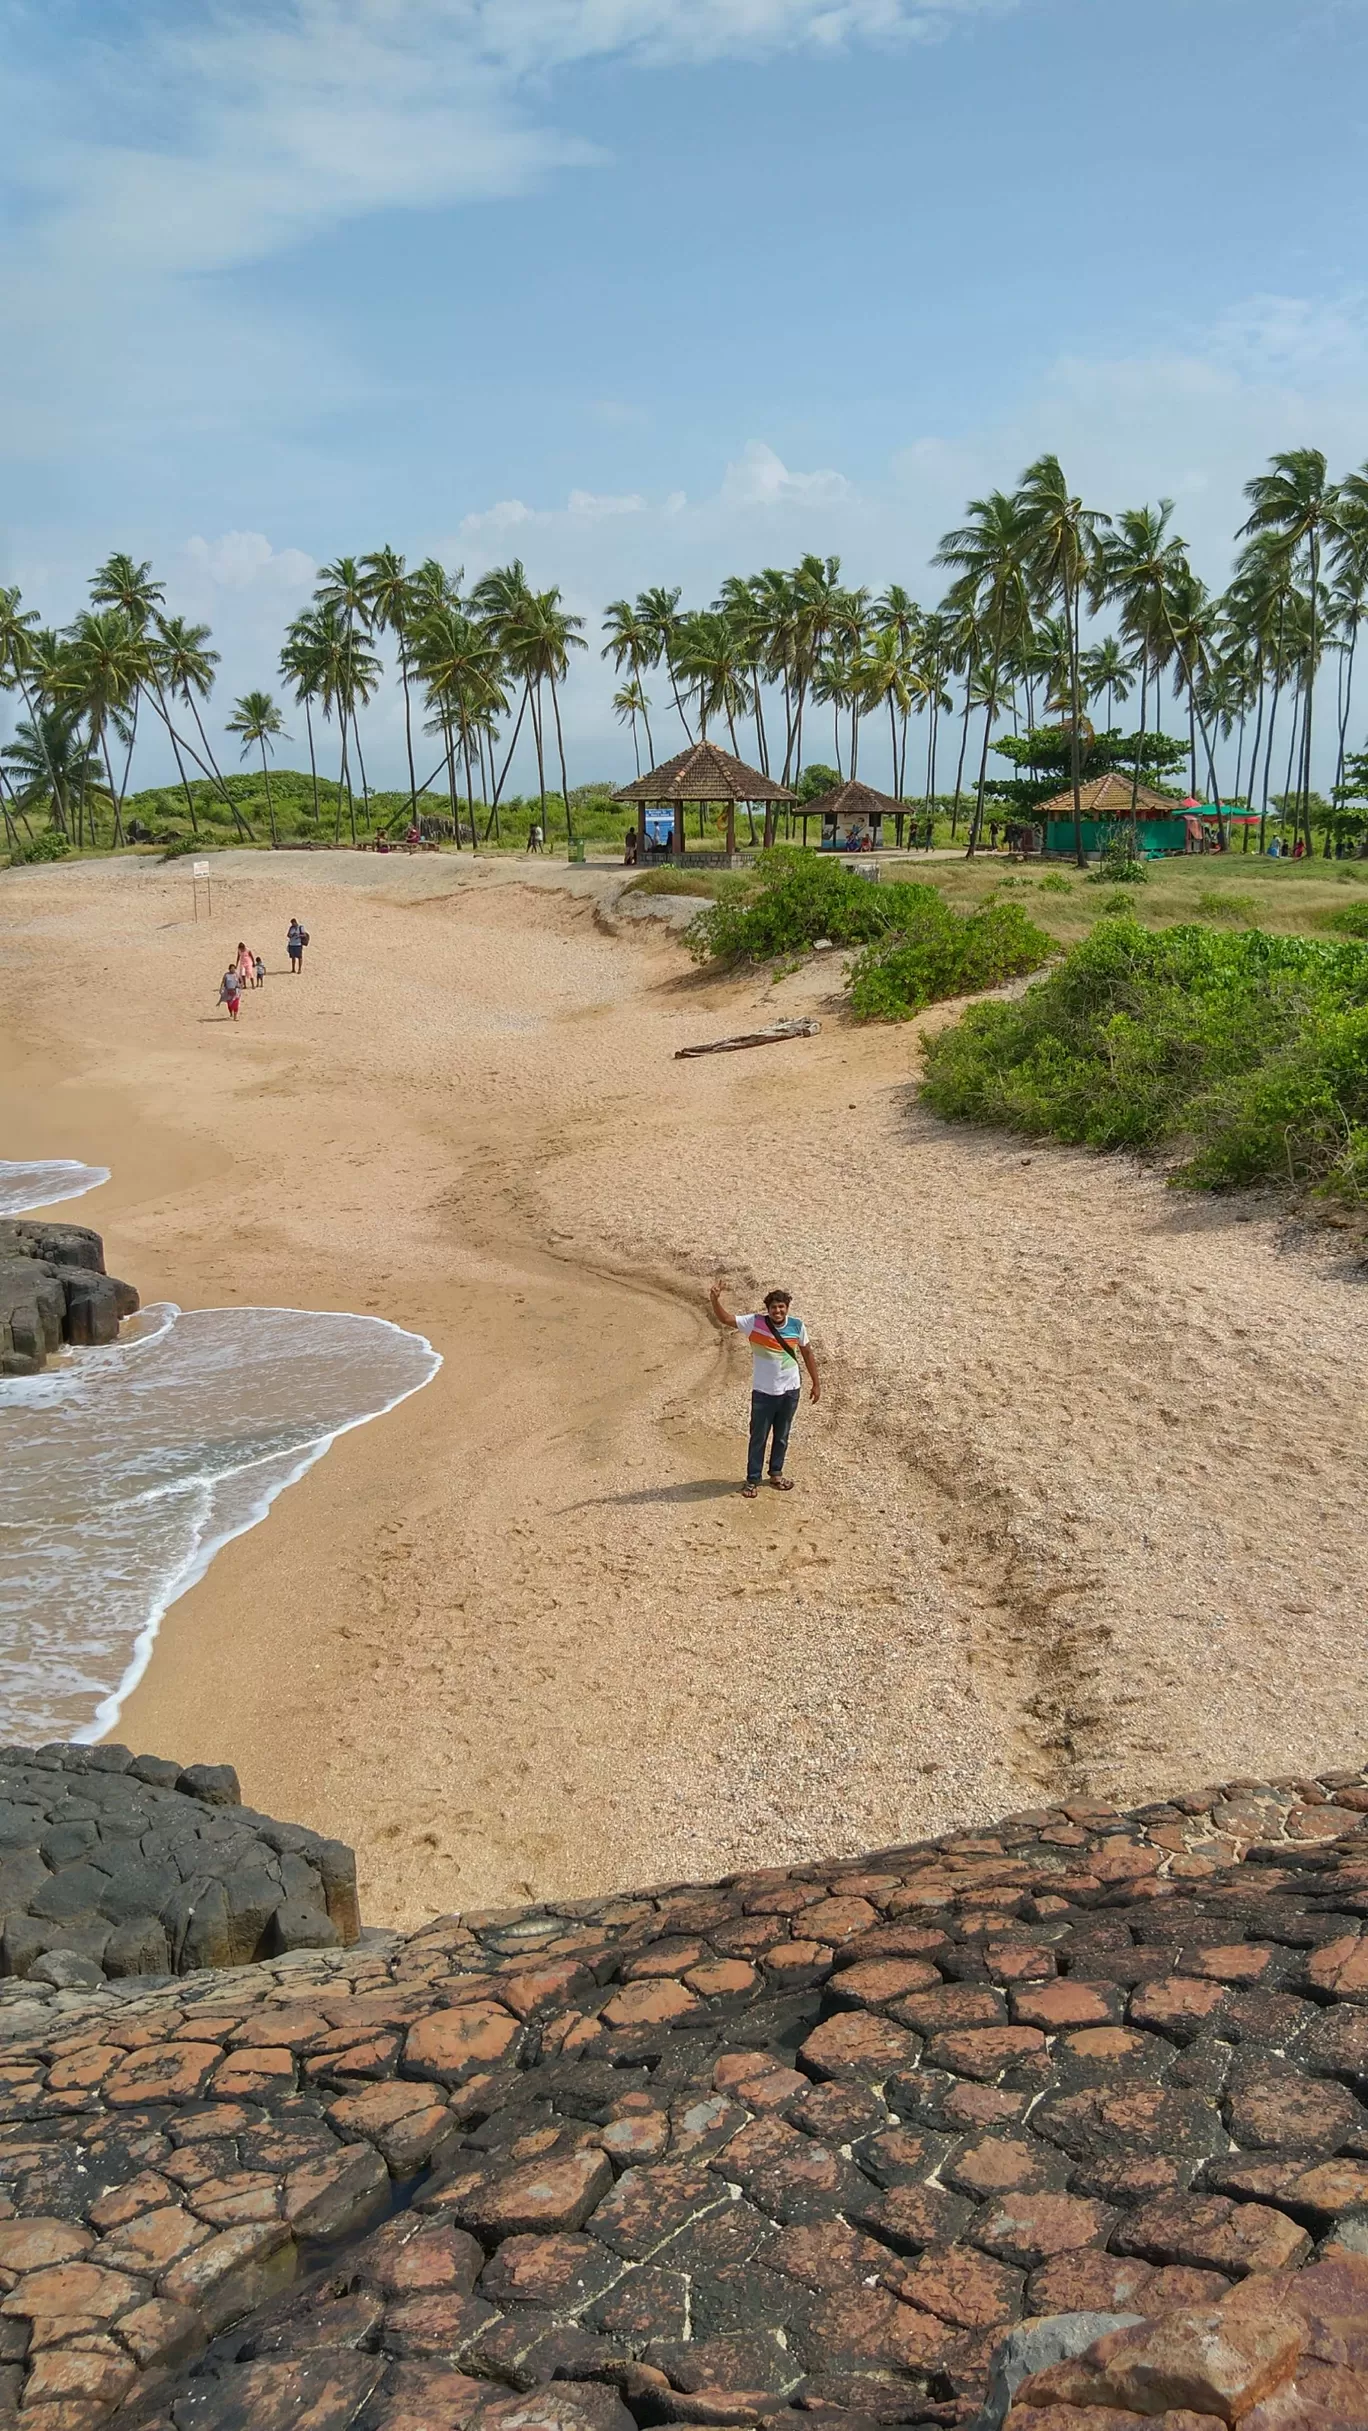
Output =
[
  {"x1": 672, "y1": 802, "x2": 686, "y2": 860},
  {"x1": 725, "y1": 802, "x2": 736, "y2": 859},
  {"x1": 637, "y1": 802, "x2": 647, "y2": 860}
]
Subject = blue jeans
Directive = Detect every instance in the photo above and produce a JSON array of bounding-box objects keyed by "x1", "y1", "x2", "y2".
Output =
[{"x1": 747, "y1": 1388, "x2": 799, "y2": 1484}]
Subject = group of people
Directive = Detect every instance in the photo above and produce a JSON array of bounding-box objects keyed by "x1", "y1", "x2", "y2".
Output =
[{"x1": 218, "y1": 919, "x2": 309, "y2": 1020}]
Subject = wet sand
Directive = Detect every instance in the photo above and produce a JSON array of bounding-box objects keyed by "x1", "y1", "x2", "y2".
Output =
[{"x1": 2, "y1": 848, "x2": 1366, "y2": 1926}]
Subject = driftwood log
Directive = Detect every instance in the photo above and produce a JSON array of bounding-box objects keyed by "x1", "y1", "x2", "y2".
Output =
[{"x1": 675, "y1": 1018, "x2": 820, "y2": 1060}]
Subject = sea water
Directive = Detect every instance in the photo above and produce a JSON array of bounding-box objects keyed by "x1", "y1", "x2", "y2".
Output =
[
  {"x1": 0, "y1": 1171, "x2": 440, "y2": 1745},
  {"x1": 0, "y1": 1159, "x2": 110, "y2": 1216}
]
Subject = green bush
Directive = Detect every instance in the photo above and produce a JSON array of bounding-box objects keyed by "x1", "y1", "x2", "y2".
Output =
[
  {"x1": 686, "y1": 850, "x2": 902, "y2": 961},
  {"x1": 848, "y1": 900, "x2": 1054, "y2": 1021},
  {"x1": 920, "y1": 917, "x2": 1368, "y2": 1195},
  {"x1": 1037, "y1": 871, "x2": 1073, "y2": 894},
  {"x1": 1327, "y1": 901, "x2": 1368, "y2": 937},
  {"x1": 160, "y1": 833, "x2": 209, "y2": 861},
  {"x1": 7, "y1": 828, "x2": 72, "y2": 865}
]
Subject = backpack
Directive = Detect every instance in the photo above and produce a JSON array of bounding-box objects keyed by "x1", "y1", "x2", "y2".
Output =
[{"x1": 300, "y1": 930, "x2": 310, "y2": 946}]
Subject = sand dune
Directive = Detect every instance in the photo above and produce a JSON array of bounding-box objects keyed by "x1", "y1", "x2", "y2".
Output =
[{"x1": 2, "y1": 847, "x2": 1366, "y2": 1926}]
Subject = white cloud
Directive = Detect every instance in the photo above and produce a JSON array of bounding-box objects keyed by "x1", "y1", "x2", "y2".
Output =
[
  {"x1": 567, "y1": 490, "x2": 646, "y2": 517},
  {"x1": 458, "y1": 499, "x2": 540, "y2": 537},
  {"x1": 718, "y1": 440, "x2": 854, "y2": 508},
  {"x1": 183, "y1": 532, "x2": 316, "y2": 592}
]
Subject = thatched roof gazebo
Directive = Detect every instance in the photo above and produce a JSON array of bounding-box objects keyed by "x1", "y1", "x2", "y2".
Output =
[
  {"x1": 1037, "y1": 773, "x2": 1177, "y2": 820},
  {"x1": 615, "y1": 741, "x2": 794, "y2": 863},
  {"x1": 798, "y1": 776, "x2": 910, "y2": 852}
]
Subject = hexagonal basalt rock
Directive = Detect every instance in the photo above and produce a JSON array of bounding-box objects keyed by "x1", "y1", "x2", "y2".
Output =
[{"x1": 8, "y1": 1758, "x2": 1368, "y2": 2426}]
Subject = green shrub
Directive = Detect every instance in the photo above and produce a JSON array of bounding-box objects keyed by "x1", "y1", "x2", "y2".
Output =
[
  {"x1": 848, "y1": 900, "x2": 1054, "y2": 1021},
  {"x1": 7, "y1": 828, "x2": 72, "y2": 865},
  {"x1": 686, "y1": 850, "x2": 904, "y2": 961},
  {"x1": 1096, "y1": 890, "x2": 1143, "y2": 917},
  {"x1": 160, "y1": 833, "x2": 212, "y2": 860},
  {"x1": 1038, "y1": 872, "x2": 1073, "y2": 894},
  {"x1": 921, "y1": 918, "x2": 1368, "y2": 1195},
  {"x1": 1195, "y1": 888, "x2": 1257, "y2": 922},
  {"x1": 1327, "y1": 901, "x2": 1368, "y2": 937}
]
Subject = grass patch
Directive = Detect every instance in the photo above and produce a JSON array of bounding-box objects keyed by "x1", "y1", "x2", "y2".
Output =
[
  {"x1": 622, "y1": 867, "x2": 741, "y2": 900},
  {"x1": 1326, "y1": 901, "x2": 1368, "y2": 938},
  {"x1": 1037, "y1": 872, "x2": 1074, "y2": 894},
  {"x1": 921, "y1": 917, "x2": 1368, "y2": 1197},
  {"x1": 1194, "y1": 888, "x2": 1258, "y2": 922}
]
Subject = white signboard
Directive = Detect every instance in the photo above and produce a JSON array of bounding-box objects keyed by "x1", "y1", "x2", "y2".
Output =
[{"x1": 193, "y1": 861, "x2": 210, "y2": 877}]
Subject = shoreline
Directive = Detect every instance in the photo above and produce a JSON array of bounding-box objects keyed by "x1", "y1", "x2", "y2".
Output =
[{"x1": 4, "y1": 851, "x2": 1368, "y2": 1933}]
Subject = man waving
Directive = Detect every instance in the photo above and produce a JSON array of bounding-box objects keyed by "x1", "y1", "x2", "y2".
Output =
[{"x1": 709, "y1": 1277, "x2": 821, "y2": 1500}]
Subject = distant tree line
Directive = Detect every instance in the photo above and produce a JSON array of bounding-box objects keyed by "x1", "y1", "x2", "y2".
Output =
[{"x1": 4, "y1": 450, "x2": 1368, "y2": 865}]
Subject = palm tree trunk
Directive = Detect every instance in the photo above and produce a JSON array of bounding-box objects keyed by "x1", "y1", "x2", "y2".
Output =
[
  {"x1": 751, "y1": 674, "x2": 768, "y2": 775},
  {"x1": 951, "y1": 678, "x2": 973, "y2": 841},
  {"x1": 398, "y1": 636, "x2": 418, "y2": 825},
  {"x1": 304, "y1": 698, "x2": 321, "y2": 828},
  {"x1": 1067, "y1": 576, "x2": 1086, "y2": 868},
  {"x1": 186, "y1": 697, "x2": 252, "y2": 838},
  {"x1": 1336, "y1": 616, "x2": 1360, "y2": 797},
  {"x1": 464, "y1": 733, "x2": 479, "y2": 852},
  {"x1": 550, "y1": 681, "x2": 574, "y2": 845},
  {"x1": 440, "y1": 718, "x2": 462, "y2": 850},
  {"x1": 259, "y1": 741, "x2": 278, "y2": 847},
  {"x1": 335, "y1": 723, "x2": 347, "y2": 845}
]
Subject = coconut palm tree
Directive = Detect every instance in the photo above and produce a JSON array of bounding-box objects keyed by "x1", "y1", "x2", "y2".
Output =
[
  {"x1": 411, "y1": 604, "x2": 508, "y2": 846},
  {"x1": 1017, "y1": 455, "x2": 1112, "y2": 865},
  {"x1": 64, "y1": 609, "x2": 147, "y2": 845},
  {"x1": 315, "y1": 556, "x2": 377, "y2": 815},
  {"x1": 635, "y1": 587, "x2": 692, "y2": 743},
  {"x1": 1081, "y1": 636, "x2": 1134, "y2": 730},
  {"x1": 1100, "y1": 503, "x2": 1188, "y2": 846},
  {"x1": 361, "y1": 548, "x2": 421, "y2": 826},
  {"x1": 713, "y1": 575, "x2": 772, "y2": 774},
  {"x1": 602, "y1": 600, "x2": 658, "y2": 769},
  {"x1": 1, "y1": 712, "x2": 105, "y2": 835},
  {"x1": 935, "y1": 492, "x2": 1034, "y2": 855},
  {"x1": 155, "y1": 616, "x2": 252, "y2": 838},
  {"x1": 279, "y1": 612, "x2": 328, "y2": 828},
  {"x1": 1240, "y1": 450, "x2": 1341, "y2": 854},
  {"x1": 225, "y1": 691, "x2": 287, "y2": 847},
  {"x1": 1330, "y1": 469, "x2": 1368, "y2": 796},
  {"x1": 0, "y1": 587, "x2": 71, "y2": 833},
  {"x1": 612, "y1": 678, "x2": 651, "y2": 779}
]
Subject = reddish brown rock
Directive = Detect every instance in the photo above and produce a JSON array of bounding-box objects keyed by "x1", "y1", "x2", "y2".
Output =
[
  {"x1": 587, "y1": 2160, "x2": 726, "y2": 2259},
  {"x1": 599, "y1": 2111, "x2": 671, "y2": 2163},
  {"x1": 403, "y1": 2002, "x2": 521, "y2": 2083},
  {"x1": 283, "y1": 2143, "x2": 389, "y2": 2243},
  {"x1": 1035, "y1": 2303, "x2": 1307, "y2": 2421},
  {"x1": 477, "y1": 2230, "x2": 622, "y2": 2309},
  {"x1": 209, "y1": 2046, "x2": 296, "y2": 2101},
  {"x1": 327, "y1": 2079, "x2": 454, "y2": 2173},
  {"x1": 685, "y1": 1961, "x2": 758, "y2": 1999},
  {"x1": 0, "y1": 2218, "x2": 92, "y2": 2274},
  {"x1": 20, "y1": 2344, "x2": 137, "y2": 2411},
  {"x1": 157, "y1": 2220, "x2": 297, "y2": 2333},
  {"x1": 1115, "y1": 2196, "x2": 1312, "y2": 2277},
  {"x1": 971, "y1": 2191, "x2": 1116, "y2": 2268},
  {"x1": 765, "y1": 2217, "x2": 892, "y2": 2292},
  {"x1": 1129, "y1": 1977, "x2": 1231, "y2": 2042},
  {"x1": 601, "y1": 1979, "x2": 701, "y2": 2029},
  {"x1": 104, "y1": 2041, "x2": 221, "y2": 2107},
  {"x1": 831, "y1": 1958, "x2": 943, "y2": 2007},
  {"x1": 371, "y1": 2362, "x2": 491, "y2": 2429},
  {"x1": 894, "y1": 2241, "x2": 1023, "y2": 2329},
  {"x1": 118, "y1": 2294, "x2": 206, "y2": 2368},
  {"x1": 1, "y1": 2260, "x2": 146, "y2": 2322},
  {"x1": 802, "y1": 2284, "x2": 954, "y2": 2372},
  {"x1": 188, "y1": 2170, "x2": 282, "y2": 2227},
  {"x1": 454, "y1": 2148, "x2": 613, "y2": 2242},
  {"x1": 853, "y1": 2180, "x2": 973, "y2": 2253},
  {"x1": 924, "y1": 2025, "x2": 1047, "y2": 2080},
  {"x1": 1011, "y1": 1981, "x2": 1123, "y2": 2031},
  {"x1": 944, "y1": 2135, "x2": 1057, "y2": 2197},
  {"x1": 891, "y1": 1984, "x2": 1007, "y2": 2034},
  {"x1": 1028, "y1": 2251, "x2": 1159, "y2": 2315},
  {"x1": 1186, "y1": 1944, "x2": 1276, "y2": 1984},
  {"x1": 97, "y1": 2202, "x2": 212, "y2": 2273},
  {"x1": 86, "y1": 2174, "x2": 173, "y2": 2234},
  {"x1": 801, "y1": 1898, "x2": 881, "y2": 1943},
  {"x1": 797, "y1": 2011, "x2": 920, "y2": 2081},
  {"x1": 380, "y1": 2289, "x2": 498, "y2": 2358}
]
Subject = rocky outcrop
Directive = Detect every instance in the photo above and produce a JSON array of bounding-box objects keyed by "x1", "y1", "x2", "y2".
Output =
[
  {"x1": 0, "y1": 1218, "x2": 140, "y2": 1374},
  {"x1": 0, "y1": 1743, "x2": 359, "y2": 1990},
  {"x1": 0, "y1": 1764, "x2": 1367, "y2": 2422}
]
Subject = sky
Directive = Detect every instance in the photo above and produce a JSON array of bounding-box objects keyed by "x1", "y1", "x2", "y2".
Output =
[{"x1": 5, "y1": 0, "x2": 1368, "y2": 792}]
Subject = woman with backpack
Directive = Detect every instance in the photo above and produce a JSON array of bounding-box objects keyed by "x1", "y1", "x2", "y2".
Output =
[{"x1": 287, "y1": 917, "x2": 309, "y2": 974}]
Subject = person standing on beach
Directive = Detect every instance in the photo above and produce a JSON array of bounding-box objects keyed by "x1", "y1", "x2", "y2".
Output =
[
  {"x1": 527, "y1": 822, "x2": 543, "y2": 854},
  {"x1": 708, "y1": 1278, "x2": 820, "y2": 1498},
  {"x1": 219, "y1": 965, "x2": 242, "y2": 1021},
  {"x1": 287, "y1": 918, "x2": 308, "y2": 974},
  {"x1": 235, "y1": 941, "x2": 255, "y2": 990}
]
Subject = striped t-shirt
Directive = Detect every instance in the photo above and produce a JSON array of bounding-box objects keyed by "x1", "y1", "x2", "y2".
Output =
[{"x1": 737, "y1": 1312, "x2": 808, "y2": 1394}]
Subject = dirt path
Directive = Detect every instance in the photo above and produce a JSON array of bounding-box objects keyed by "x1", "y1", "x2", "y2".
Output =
[{"x1": 2, "y1": 850, "x2": 1366, "y2": 1923}]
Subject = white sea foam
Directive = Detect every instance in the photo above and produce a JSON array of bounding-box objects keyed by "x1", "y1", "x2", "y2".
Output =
[
  {"x1": 0, "y1": 1159, "x2": 109, "y2": 1215},
  {"x1": 0, "y1": 1166, "x2": 440, "y2": 1745}
]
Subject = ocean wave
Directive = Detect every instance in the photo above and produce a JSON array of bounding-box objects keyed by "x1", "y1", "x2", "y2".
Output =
[{"x1": 0, "y1": 1159, "x2": 109, "y2": 1216}]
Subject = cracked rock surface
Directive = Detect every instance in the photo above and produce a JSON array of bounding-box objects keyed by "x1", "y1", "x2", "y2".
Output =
[{"x1": 2, "y1": 1766, "x2": 1368, "y2": 2425}]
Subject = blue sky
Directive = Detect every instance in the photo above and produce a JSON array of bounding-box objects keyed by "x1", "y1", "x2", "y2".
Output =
[{"x1": 5, "y1": 0, "x2": 1368, "y2": 789}]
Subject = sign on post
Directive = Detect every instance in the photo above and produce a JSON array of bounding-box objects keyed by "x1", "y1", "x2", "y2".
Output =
[{"x1": 192, "y1": 860, "x2": 212, "y2": 920}]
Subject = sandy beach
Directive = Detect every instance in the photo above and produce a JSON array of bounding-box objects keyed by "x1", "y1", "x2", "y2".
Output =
[{"x1": 3, "y1": 847, "x2": 1367, "y2": 1929}]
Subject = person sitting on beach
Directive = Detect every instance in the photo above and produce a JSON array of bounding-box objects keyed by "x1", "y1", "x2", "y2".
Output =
[
  {"x1": 287, "y1": 919, "x2": 307, "y2": 974},
  {"x1": 219, "y1": 966, "x2": 242, "y2": 1021}
]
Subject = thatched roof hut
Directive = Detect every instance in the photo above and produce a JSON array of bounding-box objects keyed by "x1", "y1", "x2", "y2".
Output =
[
  {"x1": 1037, "y1": 773, "x2": 1178, "y2": 820},
  {"x1": 614, "y1": 743, "x2": 793, "y2": 858},
  {"x1": 800, "y1": 778, "x2": 905, "y2": 846}
]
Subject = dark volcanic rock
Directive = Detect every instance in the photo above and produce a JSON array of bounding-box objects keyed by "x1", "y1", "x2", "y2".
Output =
[{"x1": 0, "y1": 1217, "x2": 139, "y2": 1370}]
